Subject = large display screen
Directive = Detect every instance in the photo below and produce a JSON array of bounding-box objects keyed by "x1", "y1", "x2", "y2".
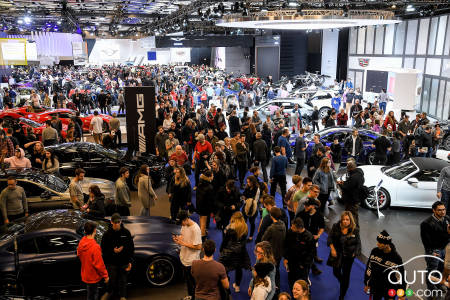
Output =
[
  {"x1": 365, "y1": 70, "x2": 388, "y2": 93},
  {"x1": 0, "y1": 38, "x2": 27, "y2": 65}
]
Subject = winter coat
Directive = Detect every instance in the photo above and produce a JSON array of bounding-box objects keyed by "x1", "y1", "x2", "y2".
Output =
[
  {"x1": 253, "y1": 139, "x2": 268, "y2": 161},
  {"x1": 169, "y1": 180, "x2": 192, "y2": 207},
  {"x1": 86, "y1": 195, "x2": 106, "y2": 218},
  {"x1": 341, "y1": 168, "x2": 365, "y2": 204},
  {"x1": 215, "y1": 187, "x2": 241, "y2": 225},
  {"x1": 77, "y1": 237, "x2": 108, "y2": 284},
  {"x1": 138, "y1": 174, "x2": 157, "y2": 209},
  {"x1": 283, "y1": 228, "x2": 315, "y2": 268},
  {"x1": 101, "y1": 224, "x2": 135, "y2": 267},
  {"x1": 262, "y1": 221, "x2": 286, "y2": 262},
  {"x1": 327, "y1": 222, "x2": 361, "y2": 258},
  {"x1": 219, "y1": 228, "x2": 251, "y2": 271},
  {"x1": 344, "y1": 135, "x2": 363, "y2": 156},
  {"x1": 195, "y1": 174, "x2": 214, "y2": 216}
]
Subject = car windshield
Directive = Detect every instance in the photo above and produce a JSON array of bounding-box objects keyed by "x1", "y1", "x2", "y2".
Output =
[
  {"x1": 19, "y1": 118, "x2": 42, "y2": 128},
  {"x1": 77, "y1": 219, "x2": 109, "y2": 244},
  {"x1": 26, "y1": 172, "x2": 68, "y2": 193},
  {"x1": 0, "y1": 223, "x2": 24, "y2": 243},
  {"x1": 93, "y1": 144, "x2": 122, "y2": 160},
  {"x1": 384, "y1": 160, "x2": 418, "y2": 180}
]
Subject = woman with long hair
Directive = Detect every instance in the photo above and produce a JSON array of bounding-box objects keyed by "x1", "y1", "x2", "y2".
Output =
[
  {"x1": 219, "y1": 211, "x2": 251, "y2": 293},
  {"x1": 42, "y1": 150, "x2": 59, "y2": 175},
  {"x1": 83, "y1": 185, "x2": 106, "y2": 218},
  {"x1": 383, "y1": 110, "x2": 397, "y2": 131},
  {"x1": 251, "y1": 263, "x2": 274, "y2": 300},
  {"x1": 168, "y1": 166, "x2": 192, "y2": 221},
  {"x1": 25, "y1": 141, "x2": 45, "y2": 169},
  {"x1": 292, "y1": 280, "x2": 311, "y2": 300},
  {"x1": 312, "y1": 157, "x2": 337, "y2": 213},
  {"x1": 137, "y1": 164, "x2": 157, "y2": 216},
  {"x1": 196, "y1": 169, "x2": 214, "y2": 239},
  {"x1": 243, "y1": 175, "x2": 261, "y2": 241},
  {"x1": 248, "y1": 241, "x2": 276, "y2": 300},
  {"x1": 328, "y1": 211, "x2": 361, "y2": 300}
]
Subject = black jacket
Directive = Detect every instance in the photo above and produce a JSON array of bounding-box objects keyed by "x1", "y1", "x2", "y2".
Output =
[
  {"x1": 101, "y1": 224, "x2": 135, "y2": 266},
  {"x1": 262, "y1": 221, "x2": 286, "y2": 262},
  {"x1": 219, "y1": 228, "x2": 251, "y2": 271},
  {"x1": 194, "y1": 175, "x2": 214, "y2": 215},
  {"x1": 256, "y1": 209, "x2": 289, "y2": 243},
  {"x1": 325, "y1": 117, "x2": 336, "y2": 128},
  {"x1": 420, "y1": 215, "x2": 450, "y2": 251},
  {"x1": 283, "y1": 229, "x2": 315, "y2": 268},
  {"x1": 169, "y1": 181, "x2": 192, "y2": 206},
  {"x1": 307, "y1": 153, "x2": 324, "y2": 177},
  {"x1": 215, "y1": 187, "x2": 241, "y2": 222},
  {"x1": 330, "y1": 143, "x2": 342, "y2": 163},
  {"x1": 253, "y1": 139, "x2": 268, "y2": 161},
  {"x1": 295, "y1": 210, "x2": 325, "y2": 236},
  {"x1": 228, "y1": 116, "x2": 241, "y2": 135},
  {"x1": 87, "y1": 195, "x2": 106, "y2": 218},
  {"x1": 340, "y1": 168, "x2": 365, "y2": 204},
  {"x1": 327, "y1": 222, "x2": 361, "y2": 257},
  {"x1": 344, "y1": 135, "x2": 363, "y2": 156}
]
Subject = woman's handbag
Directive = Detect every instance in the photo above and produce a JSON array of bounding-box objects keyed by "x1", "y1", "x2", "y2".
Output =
[{"x1": 326, "y1": 252, "x2": 342, "y2": 268}]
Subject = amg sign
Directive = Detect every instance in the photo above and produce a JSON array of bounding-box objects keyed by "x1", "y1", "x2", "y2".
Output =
[{"x1": 125, "y1": 87, "x2": 156, "y2": 155}]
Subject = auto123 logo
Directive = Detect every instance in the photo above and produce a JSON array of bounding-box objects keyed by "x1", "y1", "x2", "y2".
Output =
[{"x1": 385, "y1": 255, "x2": 445, "y2": 299}]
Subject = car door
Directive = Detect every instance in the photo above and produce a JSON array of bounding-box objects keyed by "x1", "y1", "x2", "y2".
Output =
[
  {"x1": 407, "y1": 169, "x2": 441, "y2": 208},
  {"x1": 57, "y1": 145, "x2": 84, "y2": 177},
  {"x1": 34, "y1": 233, "x2": 81, "y2": 288},
  {"x1": 17, "y1": 180, "x2": 48, "y2": 213}
]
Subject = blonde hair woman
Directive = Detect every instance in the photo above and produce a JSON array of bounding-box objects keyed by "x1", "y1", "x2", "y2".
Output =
[
  {"x1": 293, "y1": 280, "x2": 310, "y2": 300},
  {"x1": 327, "y1": 211, "x2": 361, "y2": 300},
  {"x1": 168, "y1": 167, "x2": 192, "y2": 221},
  {"x1": 219, "y1": 211, "x2": 251, "y2": 293}
]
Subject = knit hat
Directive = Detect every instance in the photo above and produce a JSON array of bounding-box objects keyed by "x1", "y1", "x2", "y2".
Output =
[
  {"x1": 377, "y1": 230, "x2": 392, "y2": 245},
  {"x1": 254, "y1": 262, "x2": 274, "y2": 278}
]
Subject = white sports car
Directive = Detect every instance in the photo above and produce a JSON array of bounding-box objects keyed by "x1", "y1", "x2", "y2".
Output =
[{"x1": 355, "y1": 157, "x2": 449, "y2": 210}]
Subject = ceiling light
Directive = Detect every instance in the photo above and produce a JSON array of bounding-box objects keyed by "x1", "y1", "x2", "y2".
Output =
[
  {"x1": 391, "y1": 4, "x2": 396, "y2": 9},
  {"x1": 288, "y1": 1, "x2": 299, "y2": 7},
  {"x1": 24, "y1": 16, "x2": 31, "y2": 24},
  {"x1": 17, "y1": 19, "x2": 23, "y2": 24},
  {"x1": 406, "y1": 5, "x2": 415, "y2": 12},
  {"x1": 57, "y1": 20, "x2": 62, "y2": 25}
]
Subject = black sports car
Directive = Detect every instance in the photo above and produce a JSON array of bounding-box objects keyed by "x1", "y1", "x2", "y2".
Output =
[
  {"x1": 45, "y1": 142, "x2": 165, "y2": 189},
  {"x1": 0, "y1": 210, "x2": 181, "y2": 296}
]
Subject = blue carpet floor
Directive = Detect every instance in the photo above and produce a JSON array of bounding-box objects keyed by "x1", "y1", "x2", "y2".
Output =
[{"x1": 187, "y1": 174, "x2": 369, "y2": 299}]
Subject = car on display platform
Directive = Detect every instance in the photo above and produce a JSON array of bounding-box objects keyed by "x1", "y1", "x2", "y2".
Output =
[
  {"x1": 0, "y1": 210, "x2": 181, "y2": 296},
  {"x1": 238, "y1": 98, "x2": 314, "y2": 128},
  {"x1": 301, "y1": 90, "x2": 336, "y2": 120},
  {"x1": 290, "y1": 126, "x2": 383, "y2": 165},
  {"x1": 346, "y1": 157, "x2": 450, "y2": 210},
  {"x1": 45, "y1": 142, "x2": 165, "y2": 189},
  {"x1": 0, "y1": 169, "x2": 116, "y2": 216},
  {"x1": 1, "y1": 118, "x2": 68, "y2": 141}
]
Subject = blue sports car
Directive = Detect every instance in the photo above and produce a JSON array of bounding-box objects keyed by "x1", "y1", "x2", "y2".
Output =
[{"x1": 290, "y1": 126, "x2": 384, "y2": 164}]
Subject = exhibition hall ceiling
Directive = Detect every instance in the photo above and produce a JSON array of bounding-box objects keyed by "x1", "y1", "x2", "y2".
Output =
[{"x1": 0, "y1": 0, "x2": 449, "y2": 37}]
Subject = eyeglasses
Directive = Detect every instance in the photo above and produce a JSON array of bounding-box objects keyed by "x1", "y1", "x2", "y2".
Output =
[{"x1": 254, "y1": 250, "x2": 264, "y2": 255}]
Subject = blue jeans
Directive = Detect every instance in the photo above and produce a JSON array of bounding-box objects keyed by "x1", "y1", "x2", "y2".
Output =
[
  {"x1": 86, "y1": 282, "x2": 99, "y2": 300},
  {"x1": 441, "y1": 189, "x2": 450, "y2": 214},
  {"x1": 379, "y1": 102, "x2": 387, "y2": 113},
  {"x1": 424, "y1": 249, "x2": 445, "y2": 292}
]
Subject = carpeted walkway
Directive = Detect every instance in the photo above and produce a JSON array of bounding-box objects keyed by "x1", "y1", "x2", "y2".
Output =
[{"x1": 187, "y1": 173, "x2": 369, "y2": 299}]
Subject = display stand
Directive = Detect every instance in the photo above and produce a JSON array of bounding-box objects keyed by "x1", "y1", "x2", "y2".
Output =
[{"x1": 375, "y1": 179, "x2": 384, "y2": 218}]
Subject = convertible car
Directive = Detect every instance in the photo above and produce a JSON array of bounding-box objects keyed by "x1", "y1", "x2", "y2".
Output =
[
  {"x1": 355, "y1": 157, "x2": 449, "y2": 210},
  {"x1": 46, "y1": 142, "x2": 165, "y2": 189},
  {"x1": 2, "y1": 118, "x2": 68, "y2": 141},
  {"x1": 0, "y1": 210, "x2": 181, "y2": 296},
  {"x1": 291, "y1": 126, "x2": 383, "y2": 165}
]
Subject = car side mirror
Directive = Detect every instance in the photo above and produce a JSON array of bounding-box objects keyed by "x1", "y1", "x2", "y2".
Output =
[
  {"x1": 407, "y1": 177, "x2": 419, "y2": 186},
  {"x1": 40, "y1": 191, "x2": 52, "y2": 199}
]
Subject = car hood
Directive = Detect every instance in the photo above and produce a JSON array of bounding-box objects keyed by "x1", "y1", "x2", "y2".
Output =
[
  {"x1": 358, "y1": 165, "x2": 390, "y2": 187},
  {"x1": 66, "y1": 176, "x2": 116, "y2": 200},
  {"x1": 133, "y1": 154, "x2": 165, "y2": 168}
]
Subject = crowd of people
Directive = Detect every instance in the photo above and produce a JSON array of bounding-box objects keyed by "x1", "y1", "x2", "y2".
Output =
[{"x1": 0, "y1": 64, "x2": 449, "y2": 300}]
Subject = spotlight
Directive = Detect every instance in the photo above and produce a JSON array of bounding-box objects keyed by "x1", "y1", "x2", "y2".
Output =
[
  {"x1": 406, "y1": 4, "x2": 415, "y2": 12},
  {"x1": 288, "y1": 1, "x2": 299, "y2": 7},
  {"x1": 57, "y1": 20, "x2": 61, "y2": 25},
  {"x1": 24, "y1": 16, "x2": 31, "y2": 24},
  {"x1": 17, "y1": 20, "x2": 23, "y2": 24},
  {"x1": 391, "y1": 4, "x2": 396, "y2": 9}
]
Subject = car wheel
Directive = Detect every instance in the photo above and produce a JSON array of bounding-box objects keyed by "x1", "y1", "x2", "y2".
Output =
[
  {"x1": 444, "y1": 135, "x2": 450, "y2": 151},
  {"x1": 318, "y1": 107, "x2": 330, "y2": 120},
  {"x1": 364, "y1": 187, "x2": 390, "y2": 210},
  {"x1": 367, "y1": 152, "x2": 376, "y2": 165},
  {"x1": 145, "y1": 256, "x2": 176, "y2": 287}
]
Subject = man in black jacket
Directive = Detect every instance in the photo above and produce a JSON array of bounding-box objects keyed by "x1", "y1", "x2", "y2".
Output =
[
  {"x1": 372, "y1": 129, "x2": 392, "y2": 165},
  {"x1": 344, "y1": 129, "x2": 363, "y2": 162},
  {"x1": 256, "y1": 195, "x2": 289, "y2": 243},
  {"x1": 420, "y1": 201, "x2": 450, "y2": 293},
  {"x1": 101, "y1": 213, "x2": 135, "y2": 300},
  {"x1": 253, "y1": 132, "x2": 268, "y2": 182},
  {"x1": 337, "y1": 160, "x2": 364, "y2": 226},
  {"x1": 294, "y1": 128, "x2": 307, "y2": 176},
  {"x1": 283, "y1": 217, "x2": 315, "y2": 291},
  {"x1": 296, "y1": 198, "x2": 325, "y2": 275},
  {"x1": 215, "y1": 180, "x2": 241, "y2": 230},
  {"x1": 325, "y1": 112, "x2": 336, "y2": 128},
  {"x1": 307, "y1": 147, "x2": 324, "y2": 178}
]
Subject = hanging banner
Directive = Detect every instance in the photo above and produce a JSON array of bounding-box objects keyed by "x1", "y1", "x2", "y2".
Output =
[
  {"x1": 72, "y1": 41, "x2": 88, "y2": 65},
  {"x1": 124, "y1": 86, "x2": 156, "y2": 155}
]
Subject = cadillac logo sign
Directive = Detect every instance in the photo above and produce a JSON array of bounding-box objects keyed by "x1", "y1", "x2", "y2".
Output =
[{"x1": 359, "y1": 58, "x2": 370, "y2": 67}]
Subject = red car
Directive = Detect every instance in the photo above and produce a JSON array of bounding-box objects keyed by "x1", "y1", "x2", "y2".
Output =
[
  {"x1": 2, "y1": 117, "x2": 68, "y2": 141},
  {"x1": 0, "y1": 108, "x2": 111, "y2": 133}
]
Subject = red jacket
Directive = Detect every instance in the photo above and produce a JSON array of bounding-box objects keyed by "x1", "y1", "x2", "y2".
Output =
[
  {"x1": 77, "y1": 236, "x2": 108, "y2": 284},
  {"x1": 194, "y1": 141, "x2": 213, "y2": 160}
]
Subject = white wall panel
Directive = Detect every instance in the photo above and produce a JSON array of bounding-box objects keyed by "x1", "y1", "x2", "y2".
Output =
[
  {"x1": 348, "y1": 56, "x2": 402, "y2": 70},
  {"x1": 435, "y1": 16, "x2": 447, "y2": 55},
  {"x1": 415, "y1": 57, "x2": 425, "y2": 72},
  {"x1": 374, "y1": 26, "x2": 384, "y2": 54},
  {"x1": 321, "y1": 29, "x2": 339, "y2": 85},
  {"x1": 445, "y1": 21, "x2": 450, "y2": 56},
  {"x1": 404, "y1": 57, "x2": 414, "y2": 69},
  {"x1": 394, "y1": 22, "x2": 406, "y2": 55},
  {"x1": 405, "y1": 20, "x2": 418, "y2": 55},
  {"x1": 365, "y1": 26, "x2": 375, "y2": 55},
  {"x1": 443, "y1": 59, "x2": 450, "y2": 78},
  {"x1": 417, "y1": 18, "x2": 430, "y2": 55},
  {"x1": 437, "y1": 80, "x2": 446, "y2": 120},
  {"x1": 425, "y1": 58, "x2": 442, "y2": 76},
  {"x1": 428, "y1": 17, "x2": 439, "y2": 55},
  {"x1": 384, "y1": 24, "x2": 395, "y2": 55},
  {"x1": 357, "y1": 27, "x2": 366, "y2": 54},
  {"x1": 349, "y1": 28, "x2": 357, "y2": 54}
]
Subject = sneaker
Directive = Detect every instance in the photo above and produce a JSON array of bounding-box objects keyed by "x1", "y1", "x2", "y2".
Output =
[{"x1": 233, "y1": 283, "x2": 240, "y2": 293}]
